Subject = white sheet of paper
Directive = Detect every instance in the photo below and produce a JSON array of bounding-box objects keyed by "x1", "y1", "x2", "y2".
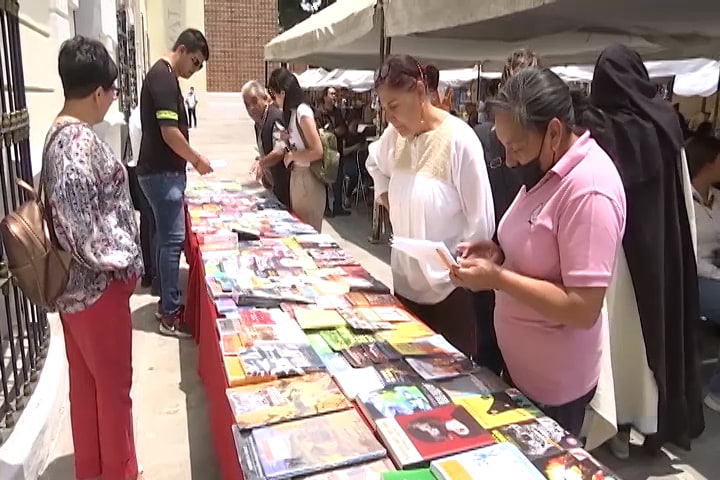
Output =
[{"x1": 391, "y1": 236, "x2": 458, "y2": 271}]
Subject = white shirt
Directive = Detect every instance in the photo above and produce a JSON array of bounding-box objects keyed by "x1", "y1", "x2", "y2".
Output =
[
  {"x1": 693, "y1": 185, "x2": 720, "y2": 280},
  {"x1": 127, "y1": 106, "x2": 142, "y2": 168},
  {"x1": 367, "y1": 115, "x2": 495, "y2": 304},
  {"x1": 286, "y1": 103, "x2": 315, "y2": 168},
  {"x1": 185, "y1": 92, "x2": 198, "y2": 108}
]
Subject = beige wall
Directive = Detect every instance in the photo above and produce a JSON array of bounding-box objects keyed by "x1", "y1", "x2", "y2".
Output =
[{"x1": 146, "y1": 0, "x2": 208, "y2": 112}]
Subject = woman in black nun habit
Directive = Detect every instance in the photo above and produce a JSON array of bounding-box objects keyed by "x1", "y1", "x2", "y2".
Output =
[{"x1": 588, "y1": 44, "x2": 704, "y2": 452}]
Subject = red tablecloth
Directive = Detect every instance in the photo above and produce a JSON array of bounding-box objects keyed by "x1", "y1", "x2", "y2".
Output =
[{"x1": 184, "y1": 210, "x2": 244, "y2": 480}]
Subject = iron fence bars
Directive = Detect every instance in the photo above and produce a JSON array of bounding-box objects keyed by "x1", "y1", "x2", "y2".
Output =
[{"x1": 0, "y1": 0, "x2": 50, "y2": 445}]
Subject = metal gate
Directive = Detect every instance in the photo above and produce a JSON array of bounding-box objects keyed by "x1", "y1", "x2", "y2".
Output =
[{"x1": 0, "y1": 0, "x2": 50, "y2": 445}]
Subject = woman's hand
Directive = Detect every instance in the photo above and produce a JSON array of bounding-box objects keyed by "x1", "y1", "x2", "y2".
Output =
[
  {"x1": 450, "y1": 258, "x2": 501, "y2": 292},
  {"x1": 456, "y1": 240, "x2": 504, "y2": 264}
]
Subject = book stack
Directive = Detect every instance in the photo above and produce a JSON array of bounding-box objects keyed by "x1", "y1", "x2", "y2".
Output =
[{"x1": 191, "y1": 181, "x2": 620, "y2": 480}]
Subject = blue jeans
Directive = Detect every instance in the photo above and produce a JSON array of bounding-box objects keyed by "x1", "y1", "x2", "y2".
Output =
[
  {"x1": 699, "y1": 277, "x2": 720, "y2": 395},
  {"x1": 138, "y1": 173, "x2": 186, "y2": 316}
]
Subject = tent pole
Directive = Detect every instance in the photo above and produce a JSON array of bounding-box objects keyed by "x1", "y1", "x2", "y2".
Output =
[
  {"x1": 476, "y1": 62, "x2": 482, "y2": 103},
  {"x1": 713, "y1": 59, "x2": 720, "y2": 130}
]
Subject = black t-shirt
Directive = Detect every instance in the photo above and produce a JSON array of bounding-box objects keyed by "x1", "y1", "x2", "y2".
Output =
[
  {"x1": 473, "y1": 121, "x2": 525, "y2": 227},
  {"x1": 137, "y1": 59, "x2": 189, "y2": 175}
]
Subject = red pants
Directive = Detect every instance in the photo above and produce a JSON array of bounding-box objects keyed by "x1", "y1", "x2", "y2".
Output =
[{"x1": 60, "y1": 278, "x2": 138, "y2": 480}]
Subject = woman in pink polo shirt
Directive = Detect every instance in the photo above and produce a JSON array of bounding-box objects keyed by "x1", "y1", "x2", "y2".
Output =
[{"x1": 451, "y1": 68, "x2": 627, "y2": 436}]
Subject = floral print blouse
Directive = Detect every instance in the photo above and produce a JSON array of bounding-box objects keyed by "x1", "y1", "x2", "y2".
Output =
[{"x1": 41, "y1": 120, "x2": 143, "y2": 313}]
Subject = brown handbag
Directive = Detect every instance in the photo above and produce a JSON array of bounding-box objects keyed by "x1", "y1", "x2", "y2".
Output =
[{"x1": 0, "y1": 124, "x2": 76, "y2": 308}]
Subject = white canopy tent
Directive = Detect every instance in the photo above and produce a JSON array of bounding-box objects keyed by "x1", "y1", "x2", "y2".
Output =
[
  {"x1": 264, "y1": 0, "x2": 669, "y2": 70},
  {"x1": 266, "y1": 0, "x2": 720, "y2": 70},
  {"x1": 295, "y1": 67, "x2": 329, "y2": 89}
]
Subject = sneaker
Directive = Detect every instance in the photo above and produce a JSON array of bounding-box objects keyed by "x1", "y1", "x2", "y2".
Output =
[{"x1": 704, "y1": 392, "x2": 720, "y2": 413}]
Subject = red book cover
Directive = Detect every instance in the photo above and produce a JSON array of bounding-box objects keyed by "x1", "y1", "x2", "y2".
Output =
[{"x1": 376, "y1": 405, "x2": 495, "y2": 468}]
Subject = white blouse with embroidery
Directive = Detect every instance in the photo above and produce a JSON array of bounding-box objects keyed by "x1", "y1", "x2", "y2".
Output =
[{"x1": 366, "y1": 115, "x2": 495, "y2": 304}]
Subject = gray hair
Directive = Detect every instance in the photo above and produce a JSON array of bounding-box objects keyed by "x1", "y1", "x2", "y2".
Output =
[
  {"x1": 490, "y1": 67, "x2": 574, "y2": 132},
  {"x1": 241, "y1": 80, "x2": 267, "y2": 99}
]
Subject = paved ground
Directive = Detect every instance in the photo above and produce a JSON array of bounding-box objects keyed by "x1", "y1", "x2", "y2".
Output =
[{"x1": 41, "y1": 94, "x2": 720, "y2": 480}]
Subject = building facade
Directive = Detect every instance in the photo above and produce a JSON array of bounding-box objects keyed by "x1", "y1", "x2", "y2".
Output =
[{"x1": 204, "y1": 0, "x2": 279, "y2": 91}]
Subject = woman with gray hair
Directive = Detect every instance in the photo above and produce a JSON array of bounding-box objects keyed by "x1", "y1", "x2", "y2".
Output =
[{"x1": 451, "y1": 68, "x2": 627, "y2": 436}]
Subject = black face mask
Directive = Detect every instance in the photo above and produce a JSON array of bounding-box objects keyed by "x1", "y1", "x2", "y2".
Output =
[{"x1": 514, "y1": 128, "x2": 550, "y2": 190}]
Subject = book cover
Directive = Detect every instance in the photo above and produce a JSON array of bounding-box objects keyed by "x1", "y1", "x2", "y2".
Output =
[
  {"x1": 223, "y1": 355, "x2": 270, "y2": 387},
  {"x1": 381, "y1": 469, "x2": 435, "y2": 480},
  {"x1": 307, "y1": 333, "x2": 333, "y2": 356},
  {"x1": 232, "y1": 426, "x2": 267, "y2": 480},
  {"x1": 303, "y1": 458, "x2": 396, "y2": 479},
  {"x1": 319, "y1": 352, "x2": 354, "y2": 376},
  {"x1": 390, "y1": 335, "x2": 462, "y2": 357},
  {"x1": 226, "y1": 372, "x2": 351, "y2": 429},
  {"x1": 406, "y1": 355, "x2": 474, "y2": 380},
  {"x1": 239, "y1": 343, "x2": 325, "y2": 378},
  {"x1": 334, "y1": 366, "x2": 385, "y2": 399},
  {"x1": 375, "y1": 405, "x2": 495, "y2": 468},
  {"x1": 346, "y1": 292, "x2": 399, "y2": 307},
  {"x1": 375, "y1": 361, "x2": 423, "y2": 387},
  {"x1": 492, "y1": 416, "x2": 582, "y2": 460},
  {"x1": 340, "y1": 309, "x2": 395, "y2": 332},
  {"x1": 435, "y1": 373, "x2": 500, "y2": 400},
  {"x1": 454, "y1": 390, "x2": 540, "y2": 429},
  {"x1": 533, "y1": 449, "x2": 620, "y2": 480},
  {"x1": 295, "y1": 309, "x2": 347, "y2": 330},
  {"x1": 237, "y1": 310, "x2": 309, "y2": 346},
  {"x1": 251, "y1": 409, "x2": 387, "y2": 480},
  {"x1": 375, "y1": 322, "x2": 435, "y2": 344},
  {"x1": 342, "y1": 345, "x2": 375, "y2": 368},
  {"x1": 430, "y1": 442, "x2": 546, "y2": 480},
  {"x1": 358, "y1": 385, "x2": 438, "y2": 424},
  {"x1": 360, "y1": 307, "x2": 416, "y2": 323}
]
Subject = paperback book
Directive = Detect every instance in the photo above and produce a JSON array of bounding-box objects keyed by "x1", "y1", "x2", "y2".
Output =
[
  {"x1": 294, "y1": 308, "x2": 347, "y2": 330},
  {"x1": 435, "y1": 372, "x2": 504, "y2": 400},
  {"x1": 430, "y1": 442, "x2": 545, "y2": 480},
  {"x1": 333, "y1": 366, "x2": 385, "y2": 399},
  {"x1": 406, "y1": 354, "x2": 474, "y2": 380},
  {"x1": 492, "y1": 416, "x2": 582, "y2": 460},
  {"x1": 533, "y1": 449, "x2": 620, "y2": 480},
  {"x1": 303, "y1": 458, "x2": 396, "y2": 479},
  {"x1": 454, "y1": 388, "x2": 541, "y2": 429},
  {"x1": 381, "y1": 469, "x2": 436, "y2": 480},
  {"x1": 226, "y1": 372, "x2": 351, "y2": 429},
  {"x1": 390, "y1": 335, "x2": 462, "y2": 357},
  {"x1": 346, "y1": 292, "x2": 400, "y2": 307},
  {"x1": 375, "y1": 360, "x2": 423, "y2": 387},
  {"x1": 375, "y1": 405, "x2": 495, "y2": 468},
  {"x1": 251, "y1": 409, "x2": 387, "y2": 479},
  {"x1": 238, "y1": 343, "x2": 325, "y2": 379},
  {"x1": 358, "y1": 383, "x2": 450, "y2": 425}
]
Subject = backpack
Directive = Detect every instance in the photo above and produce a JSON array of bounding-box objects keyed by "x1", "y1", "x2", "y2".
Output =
[
  {"x1": 295, "y1": 115, "x2": 340, "y2": 185},
  {"x1": 0, "y1": 124, "x2": 75, "y2": 308}
]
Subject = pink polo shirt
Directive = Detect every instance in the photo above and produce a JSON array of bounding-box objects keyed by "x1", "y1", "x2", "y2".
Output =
[{"x1": 495, "y1": 131, "x2": 626, "y2": 406}]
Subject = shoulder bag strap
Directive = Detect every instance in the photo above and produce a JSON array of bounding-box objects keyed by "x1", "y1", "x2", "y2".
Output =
[{"x1": 295, "y1": 112, "x2": 308, "y2": 150}]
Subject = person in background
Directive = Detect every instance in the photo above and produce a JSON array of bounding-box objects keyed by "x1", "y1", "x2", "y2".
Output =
[
  {"x1": 590, "y1": 44, "x2": 702, "y2": 454},
  {"x1": 185, "y1": 86, "x2": 198, "y2": 128},
  {"x1": 138, "y1": 28, "x2": 213, "y2": 338},
  {"x1": 242, "y1": 80, "x2": 291, "y2": 208},
  {"x1": 471, "y1": 48, "x2": 541, "y2": 376},
  {"x1": 685, "y1": 135, "x2": 720, "y2": 413},
  {"x1": 424, "y1": 65, "x2": 446, "y2": 111},
  {"x1": 465, "y1": 102, "x2": 479, "y2": 128},
  {"x1": 695, "y1": 121, "x2": 715, "y2": 139},
  {"x1": 127, "y1": 105, "x2": 157, "y2": 291},
  {"x1": 268, "y1": 67, "x2": 326, "y2": 232},
  {"x1": 367, "y1": 54, "x2": 495, "y2": 358},
  {"x1": 452, "y1": 68, "x2": 627, "y2": 436},
  {"x1": 674, "y1": 103, "x2": 690, "y2": 139},
  {"x1": 316, "y1": 86, "x2": 350, "y2": 217},
  {"x1": 41, "y1": 36, "x2": 144, "y2": 480}
]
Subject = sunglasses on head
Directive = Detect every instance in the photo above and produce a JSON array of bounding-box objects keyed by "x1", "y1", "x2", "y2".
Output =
[{"x1": 375, "y1": 60, "x2": 425, "y2": 85}]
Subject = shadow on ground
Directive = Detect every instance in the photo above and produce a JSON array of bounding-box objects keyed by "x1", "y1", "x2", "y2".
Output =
[{"x1": 39, "y1": 454, "x2": 74, "y2": 479}]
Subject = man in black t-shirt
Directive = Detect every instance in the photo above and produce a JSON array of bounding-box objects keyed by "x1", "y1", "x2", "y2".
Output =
[{"x1": 137, "y1": 28, "x2": 212, "y2": 338}]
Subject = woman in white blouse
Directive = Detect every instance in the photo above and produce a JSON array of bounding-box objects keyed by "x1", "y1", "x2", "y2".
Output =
[
  {"x1": 268, "y1": 68, "x2": 326, "y2": 231},
  {"x1": 686, "y1": 135, "x2": 720, "y2": 413},
  {"x1": 367, "y1": 55, "x2": 495, "y2": 357}
]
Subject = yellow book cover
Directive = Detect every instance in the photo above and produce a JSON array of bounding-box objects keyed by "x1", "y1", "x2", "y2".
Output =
[
  {"x1": 223, "y1": 356, "x2": 273, "y2": 387},
  {"x1": 295, "y1": 309, "x2": 347, "y2": 329},
  {"x1": 375, "y1": 322, "x2": 434, "y2": 343},
  {"x1": 455, "y1": 392, "x2": 537, "y2": 429}
]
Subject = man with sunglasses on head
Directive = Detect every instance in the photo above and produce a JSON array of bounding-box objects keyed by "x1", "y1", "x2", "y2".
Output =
[{"x1": 137, "y1": 28, "x2": 213, "y2": 338}]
